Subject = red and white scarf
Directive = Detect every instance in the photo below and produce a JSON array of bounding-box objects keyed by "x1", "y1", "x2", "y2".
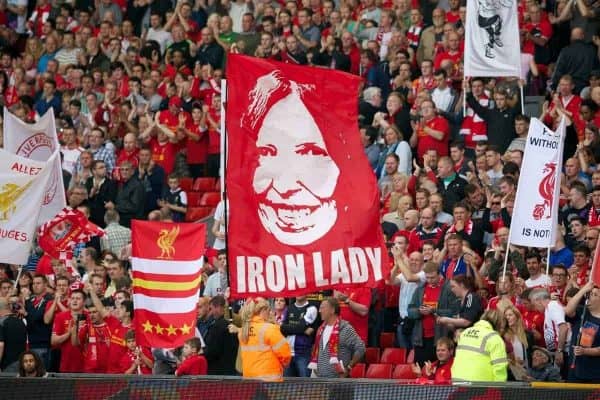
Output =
[
  {"x1": 308, "y1": 318, "x2": 340, "y2": 370},
  {"x1": 589, "y1": 208, "x2": 600, "y2": 227},
  {"x1": 447, "y1": 219, "x2": 474, "y2": 235}
]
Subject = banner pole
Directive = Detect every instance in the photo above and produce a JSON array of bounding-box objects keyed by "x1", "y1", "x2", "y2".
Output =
[
  {"x1": 221, "y1": 80, "x2": 230, "y2": 291},
  {"x1": 546, "y1": 247, "x2": 551, "y2": 275},
  {"x1": 502, "y1": 240, "x2": 511, "y2": 277},
  {"x1": 463, "y1": 77, "x2": 467, "y2": 116},
  {"x1": 519, "y1": 83, "x2": 525, "y2": 115}
]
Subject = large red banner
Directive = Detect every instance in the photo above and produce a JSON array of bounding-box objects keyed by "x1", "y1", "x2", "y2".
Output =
[{"x1": 226, "y1": 54, "x2": 388, "y2": 298}]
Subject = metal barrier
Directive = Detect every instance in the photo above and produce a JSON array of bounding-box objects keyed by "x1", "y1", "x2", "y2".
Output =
[{"x1": 1, "y1": 374, "x2": 599, "y2": 400}]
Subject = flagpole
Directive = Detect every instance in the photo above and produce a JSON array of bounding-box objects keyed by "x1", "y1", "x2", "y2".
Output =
[
  {"x1": 519, "y1": 83, "x2": 525, "y2": 115},
  {"x1": 463, "y1": 77, "x2": 467, "y2": 116},
  {"x1": 546, "y1": 247, "x2": 551, "y2": 275},
  {"x1": 221, "y1": 80, "x2": 230, "y2": 291},
  {"x1": 501, "y1": 239, "x2": 511, "y2": 277}
]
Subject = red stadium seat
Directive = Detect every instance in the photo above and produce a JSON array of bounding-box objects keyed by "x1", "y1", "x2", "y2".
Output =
[
  {"x1": 364, "y1": 347, "x2": 381, "y2": 365},
  {"x1": 392, "y1": 364, "x2": 418, "y2": 380},
  {"x1": 200, "y1": 192, "x2": 221, "y2": 207},
  {"x1": 187, "y1": 192, "x2": 203, "y2": 207},
  {"x1": 179, "y1": 177, "x2": 194, "y2": 192},
  {"x1": 365, "y1": 363, "x2": 393, "y2": 379},
  {"x1": 192, "y1": 177, "x2": 216, "y2": 192},
  {"x1": 379, "y1": 332, "x2": 395, "y2": 349},
  {"x1": 185, "y1": 206, "x2": 213, "y2": 221},
  {"x1": 380, "y1": 348, "x2": 406, "y2": 365},
  {"x1": 349, "y1": 363, "x2": 366, "y2": 379}
]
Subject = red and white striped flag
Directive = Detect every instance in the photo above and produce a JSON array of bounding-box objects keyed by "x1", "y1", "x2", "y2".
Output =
[{"x1": 131, "y1": 220, "x2": 205, "y2": 348}]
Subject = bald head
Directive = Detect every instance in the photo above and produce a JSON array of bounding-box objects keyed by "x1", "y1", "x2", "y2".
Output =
[
  {"x1": 404, "y1": 209, "x2": 420, "y2": 230},
  {"x1": 571, "y1": 27, "x2": 584, "y2": 41}
]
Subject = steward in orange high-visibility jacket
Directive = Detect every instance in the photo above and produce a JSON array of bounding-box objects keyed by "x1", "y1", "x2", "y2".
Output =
[
  {"x1": 238, "y1": 298, "x2": 291, "y2": 382},
  {"x1": 451, "y1": 309, "x2": 508, "y2": 382}
]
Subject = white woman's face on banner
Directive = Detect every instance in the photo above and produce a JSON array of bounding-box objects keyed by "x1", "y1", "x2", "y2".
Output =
[{"x1": 252, "y1": 92, "x2": 340, "y2": 245}]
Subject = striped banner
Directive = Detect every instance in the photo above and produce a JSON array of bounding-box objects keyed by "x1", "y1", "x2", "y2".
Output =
[{"x1": 131, "y1": 220, "x2": 205, "y2": 348}]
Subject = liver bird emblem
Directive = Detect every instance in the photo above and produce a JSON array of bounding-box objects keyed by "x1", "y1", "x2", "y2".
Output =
[
  {"x1": 0, "y1": 181, "x2": 33, "y2": 221},
  {"x1": 532, "y1": 162, "x2": 556, "y2": 220},
  {"x1": 157, "y1": 226, "x2": 179, "y2": 259}
]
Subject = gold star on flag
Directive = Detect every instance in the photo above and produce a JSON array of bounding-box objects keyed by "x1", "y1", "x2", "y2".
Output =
[
  {"x1": 155, "y1": 323, "x2": 164, "y2": 335},
  {"x1": 166, "y1": 324, "x2": 177, "y2": 336},
  {"x1": 142, "y1": 320, "x2": 154, "y2": 333},
  {"x1": 180, "y1": 323, "x2": 192, "y2": 335}
]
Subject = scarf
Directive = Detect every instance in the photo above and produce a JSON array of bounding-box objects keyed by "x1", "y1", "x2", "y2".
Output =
[
  {"x1": 307, "y1": 318, "x2": 340, "y2": 370},
  {"x1": 589, "y1": 207, "x2": 600, "y2": 227},
  {"x1": 447, "y1": 219, "x2": 473, "y2": 235}
]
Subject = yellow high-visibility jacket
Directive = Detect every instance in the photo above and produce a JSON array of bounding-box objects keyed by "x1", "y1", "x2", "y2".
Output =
[
  {"x1": 239, "y1": 316, "x2": 291, "y2": 382},
  {"x1": 451, "y1": 319, "x2": 508, "y2": 382}
]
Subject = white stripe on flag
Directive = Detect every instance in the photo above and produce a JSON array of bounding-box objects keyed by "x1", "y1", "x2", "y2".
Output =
[
  {"x1": 133, "y1": 293, "x2": 200, "y2": 314},
  {"x1": 131, "y1": 257, "x2": 204, "y2": 275}
]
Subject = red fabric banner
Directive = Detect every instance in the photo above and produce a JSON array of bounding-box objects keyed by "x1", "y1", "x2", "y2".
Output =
[
  {"x1": 591, "y1": 234, "x2": 600, "y2": 287},
  {"x1": 225, "y1": 54, "x2": 388, "y2": 298},
  {"x1": 37, "y1": 207, "x2": 104, "y2": 260},
  {"x1": 131, "y1": 220, "x2": 205, "y2": 348}
]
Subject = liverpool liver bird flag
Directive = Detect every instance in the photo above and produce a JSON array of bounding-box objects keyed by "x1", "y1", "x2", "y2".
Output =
[{"x1": 131, "y1": 221, "x2": 205, "y2": 348}]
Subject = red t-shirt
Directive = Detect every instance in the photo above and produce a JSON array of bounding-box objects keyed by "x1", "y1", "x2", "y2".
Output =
[
  {"x1": 149, "y1": 137, "x2": 178, "y2": 175},
  {"x1": 79, "y1": 322, "x2": 111, "y2": 373},
  {"x1": 422, "y1": 283, "x2": 442, "y2": 338},
  {"x1": 52, "y1": 310, "x2": 85, "y2": 372},
  {"x1": 433, "y1": 50, "x2": 463, "y2": 74},
  {"x1": 175, "y1": 354, "x2": 208, "y2": 376},
  {"x1": 522, "y1": 308, "x2": 545, "y2": 346},
  {"x1": 340, "y1": 287, "x2": 371, "y2": 343},
  {"x1": 119, "y1": 347, "x2": 154, "y2": 374},
  {"x1": 207, "y1": 109, "x2": 221, "y2": 155},
  {"x1": 105, "y1": 315, "x2": 131, "y2": 373},
  {"x1": 416, "y1": 116, "x2": 449, "y2": 160},
  {"x1": 185, "y1": 121, "x2": 209, "y2": 164}
]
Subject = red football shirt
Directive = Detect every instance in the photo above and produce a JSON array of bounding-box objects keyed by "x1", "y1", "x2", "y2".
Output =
[
  {"x1": 340, "y1": 287, "x2": 371, "y2": 343},
  {"x1": 175, "y1": 354, "x2": 208, "y2": 376},
  {"x1": 185, "y1": 121, "x2": 209, "y2": 164},
  {"x1": 422, "y1": 284, "x2": 442, "y2": 338},
  {"x1": 416, "y1": 116, "x2": 449, "y2": 161},
  {"x1": 149, "y1": 137, "x2": 178, "y2": 175},
  {"x1": 119, "y1": 347, "x2": 154, "y2": 374},
  {"x1": 105, "y1": 315, "x2": 131, "y2": 373},
  {"x1": 52, "y1": 310, "x2": 85, "y2": 372}
]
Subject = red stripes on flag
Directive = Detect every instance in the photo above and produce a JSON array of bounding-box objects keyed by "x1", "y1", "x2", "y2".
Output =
[{"x1": 131, "y1": 221, "x2": 205, "y2": 348}]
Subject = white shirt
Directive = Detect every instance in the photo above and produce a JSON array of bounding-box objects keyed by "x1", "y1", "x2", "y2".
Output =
[
  {"x1": 212, "y1": 200, "x2": 228, "y2": 250},
  {"x1": 322, "y1": 324, "x2": 334, "y2": 347},
  {"x1": 432, "y1": 86, "x2": 454, "y2": 112},
  {"x1": 525, "y1": 274, "x2": 552, "y2": 288},
  {"x1": 395, "y1": 271, "x2": 426, "y2": 318},
  {"x1": 146, "y1": 28, "x2": 173, "y2": 54},
  {"x1": 61, "y1": 145, "x2": 84, "y2": 175},
  {"x1": 544, "y1": 300, "x2": 566, "y2": 351}
]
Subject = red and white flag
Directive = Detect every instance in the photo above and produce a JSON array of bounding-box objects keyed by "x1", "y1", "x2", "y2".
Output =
[
  {"x1": 131, "y1": 221, "x2": 205, "y2": 348},
  {"x1": 3, "y1": 108, "x2": 66, "y2": 225},
  {"x1": 225, "y1": 54, "x2": 388, "y2": 298},
  {"x1": 38, "y1": 207, "x2": 104, "y2": 260},
  {"x1": 509, "y1": 118, "x2": 565, "y2": 247}
]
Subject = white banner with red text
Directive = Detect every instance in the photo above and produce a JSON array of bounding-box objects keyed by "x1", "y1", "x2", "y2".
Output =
[
  {"x1": 509, "y1": 118, "x2": 565, "y2": 247},
  {"x1": 3, "y1": 108, "x2": 66, "y2": 225}
]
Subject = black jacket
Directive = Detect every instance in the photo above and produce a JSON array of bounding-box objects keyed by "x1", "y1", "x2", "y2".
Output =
[
  {"x1": 203, "y1": 315, "x2": 239, "y2": 375},
  {"x1": 85, "y1": 177, "x2": 118, "y2": 227},
  {"x1": 196, "y1": 42, "x2": 225, "y2": 70},
  {"x1": 115, "y1": 176, "x2": 145, "y2": 227},
  {"x1": 552, "y1": 40, "x2": 600, "y2": 93},
  {"x1": 466, "y1": 92, "x2": 519, "y2": 154},
  {"x1": 436, "y1": 174, "x2": 468, "y2": 214}
]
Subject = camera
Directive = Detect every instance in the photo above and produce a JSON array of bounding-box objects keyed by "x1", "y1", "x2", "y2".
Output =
[{"x1": 77, "y1": 314, "x2": 87, "y2": 322}]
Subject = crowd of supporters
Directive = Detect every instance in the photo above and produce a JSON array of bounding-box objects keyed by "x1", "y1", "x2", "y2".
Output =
[{"x1": 0, "y1": 0, "x2": 599, "y2": 385}]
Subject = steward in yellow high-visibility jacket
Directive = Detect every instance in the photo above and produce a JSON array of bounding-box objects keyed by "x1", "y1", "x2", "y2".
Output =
[
  {"x1": 238, "y1": 299, "x2": 291, "y2": 382},
  {"x1": 451, "y1": 310, "x2": 508, "y2": 382}
]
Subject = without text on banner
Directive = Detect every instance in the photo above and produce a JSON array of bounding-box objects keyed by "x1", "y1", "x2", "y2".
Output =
[
  {"x1": 225, "y1": 54, "x2": 389, "y2": 298},
  {"x1": 3, "y1": 108, "x2": 66, "y2": 225},
  {"x1": 0, "y1": 148, "x2": 58, "y2": 264},
  {"x1": 509, "y1": 118, "x2": 565, "y2": 247},
  {"x1": 131, "y1": 220, "x2": 206, "y2": 349},
  {"x1": 464, "y1": 0, "x2": 521, "y2": 77}
]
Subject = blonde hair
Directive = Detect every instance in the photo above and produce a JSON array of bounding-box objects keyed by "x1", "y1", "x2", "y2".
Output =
[
  {"x1": 239, "y1": 297, "x2": 270, "y2": 344},
  {"x1": 502, "y1": 304, "x2": 528, "y2": 349}
]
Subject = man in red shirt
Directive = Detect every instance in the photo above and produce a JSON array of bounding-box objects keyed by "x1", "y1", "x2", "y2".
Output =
[
  {"x1": 74, "y1": 302, "x2": 111, "y2": 373},
  {"x1": 87, "y1": 282, "x2": 133, "y2": 373},
  {"x1": 334, "y1": 287, "x2": 371, "y2": 344},
  {"x1": 544, "y1": 75, "x2": 584, "y2": 134},
  {"x1": 182, "y1": 103, "x2": 208, "y2": 178},
  {"x1": 521, "y1": 4, "x2": 552, "y2": 67},
  {"x1": 205, "y1": 94, "x2": 221, "y2": 178},
  {"x1": 410, "y1": 99, "x2": 450, "y2": 161},
  {"x1": 51, "y1": 289, "x2": 87, "y2": 372},
  {"x1": 114, "y1": 132, "x2": 139, "y2": 182},
  {"x1": 433, "y1": 31, "x2": 462, "y2": 79}
]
